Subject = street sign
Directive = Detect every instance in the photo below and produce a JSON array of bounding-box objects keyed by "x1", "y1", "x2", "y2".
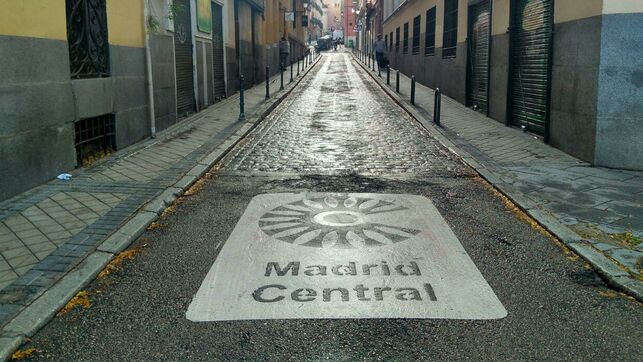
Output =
[
  {"x1": 285, "y1": 12, "x2": 294, "y2": 22},
  {"x1": 187, "y1": 193, "x2": 506, "y2": 321}
]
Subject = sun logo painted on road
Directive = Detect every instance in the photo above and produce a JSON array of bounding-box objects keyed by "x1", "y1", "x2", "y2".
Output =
[{"x1": 258, "y1": 195, "x2": 421, "y2": 248}]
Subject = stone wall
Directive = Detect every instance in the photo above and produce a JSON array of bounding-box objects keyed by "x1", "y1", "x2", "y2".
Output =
[{"x1": 0, "y1": 36, "x2": 149, "y2": 201}]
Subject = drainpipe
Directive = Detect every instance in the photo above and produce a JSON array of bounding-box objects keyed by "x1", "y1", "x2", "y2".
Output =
[{"x1": 143, "y1": 0, "x2": 157, "y2": 138}]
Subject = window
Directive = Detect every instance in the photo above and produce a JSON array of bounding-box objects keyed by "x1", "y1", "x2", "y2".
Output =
[
  {"x1": 74, "y1": 114, "x2": 116, "y2": 166},
  {"x1": 395, "y1": 27, "x2": 400, "y2": 52},
  {"x1": 412, "y1": 15, "x2": 421, "y2": 54},
  {"x1": 425, "y1": 7, "x2": 436, "y2": 56},
  {"x1": 66, "y1": 0, "x2": 110, "y2": 78},
  {"x1": 385, "y1": 34, "x2": 388, "y2": 49},
  {"x1": 442, "y1": 0, "x2": 458, "y2": 58},
  {"x1": 389, "y1": 31, "x2": 393, "y2": 49},
  {"x1": 403, "y1": 22, "x2": 409, "y2": 54}
]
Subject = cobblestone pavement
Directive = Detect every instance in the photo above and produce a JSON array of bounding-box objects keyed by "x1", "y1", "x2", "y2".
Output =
[
  {"x1": 225, "y1": 53, "x2": 471, "y2": 178},
  {"x1": 362, "y1": 57, "x2": 643, "y2": 282}
]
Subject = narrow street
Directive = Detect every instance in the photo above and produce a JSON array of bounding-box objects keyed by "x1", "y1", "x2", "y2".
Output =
[{"x1": 22, "y1": 52, "x2": 641, "y2": 360}]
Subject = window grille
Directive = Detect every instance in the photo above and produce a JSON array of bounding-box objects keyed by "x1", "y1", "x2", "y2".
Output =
[
  {"x1": 395, "y1": 27, "x2": 400, "y2": 52},
  {"x1": 412, "y1": 15, "x2": 421, "y2": 54},
  {"x1": 390, "y1": 31, "x2": 394, "y2": 49},
  {"x1": 442, "y1": 0, "x2": 458, "y2": 58},
  {"x1": 403, "y1": 22, "x2": 409, "y2": 54},
  {"x1": 66, "y1": 0, "x2": 110, "y2": 78},
  {"x1": 74, "y1": 114, "x2": 116, "y2": 167},
  {"x1": 425, "y1": 7, "x2": 436, "y2": 56}
]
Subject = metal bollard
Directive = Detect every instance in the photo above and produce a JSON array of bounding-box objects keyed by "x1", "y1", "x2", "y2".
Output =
[
  {"x1": 297, "y1": 57, "x2": 300, "y2": 76},
  {"x1": 434, "y1": 88, "x2": 442, "y2": 126},
  {"x1": 280, "y1": 65, "x2": 284, "y2": 90},
  {"x1": 368, "y1": 53, "x2": 371, "y2": 67},
  {"x1": 387, "y1": 67, "x2": 390, "y2": 85},
  {"x1": 239, "y1": 75, "x2": 245, "y2": 121},
  {"x1": 290, "y1": 59, "x2": 293, "y2": 83},
  {"x1": 265, "y1": 66, "x2": 270, "y2": 99},
  {"x1": 396, "y1": 70, "x2": 400, "y2": 93},
  {"x1": 411, "y1": 75, "x2": 416, "y2": 105}
]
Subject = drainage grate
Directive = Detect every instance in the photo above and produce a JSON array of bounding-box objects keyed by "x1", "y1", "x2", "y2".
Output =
[{"x1": 74, "y1": 114, "x2": 116, "y2": 167}]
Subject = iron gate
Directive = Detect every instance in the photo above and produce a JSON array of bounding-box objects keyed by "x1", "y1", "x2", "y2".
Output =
[
  {"x1": 467, "y1": 0, "x2": 491, "y2": 114},
  {"x1": 212, "y1": 2, "x2": 226, "y2": 101},
  {"x1": 174, "y1": 0, "x2": 196, "y2": 118},
  {"x1": 509, "y1": 0, "x2": 553, "y2": 135}
]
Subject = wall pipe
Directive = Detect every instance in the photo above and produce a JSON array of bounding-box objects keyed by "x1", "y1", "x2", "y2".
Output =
[{"x1": 143, "y1": 0, "x2": 156, "y2": 138}]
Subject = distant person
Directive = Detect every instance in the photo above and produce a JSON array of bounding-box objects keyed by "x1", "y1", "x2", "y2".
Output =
[
  {"x1": 279, "y1": 36, "x2": 290, "y2": 70},
  {"x1": 374, "y1": 34, "x2": 387, "y2": 70}
]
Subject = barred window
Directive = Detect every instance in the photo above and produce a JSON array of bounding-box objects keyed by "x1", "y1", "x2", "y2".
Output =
[
  {"x1": 389, "y1": 31, "x2": 393, "y2": 49},
  {"x1": 395, "y1": 27, "x2": 400, "y2": 52},
  {"x1": 412, "y1": 15, "x2": 421, "y2": 54},
  {"x1": 403, "y1": 22, "x2": 409, "y2": 54},
  {"x1": 442, "y1": 0, "x2": 458, "y2": 58},
  {"x1": 425, "y1": 7, "x2": 436, "y2": 56},
  {"x1": 66, "y1": 0, "x2": 110, "y2": 78}
]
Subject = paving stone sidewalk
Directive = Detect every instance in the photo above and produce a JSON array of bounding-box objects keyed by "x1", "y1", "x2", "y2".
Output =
[
  {"x1": 0, "y1": 59, "x2": 317, "y2": 333},
  {"x1": 354, "y1": 54, "x2": 642, "y2": 298}
]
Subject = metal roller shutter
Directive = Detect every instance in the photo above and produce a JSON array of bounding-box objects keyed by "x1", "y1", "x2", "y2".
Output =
[
  {"x1": 174, "y1": 0, "x2": 196, "y2": 118},
  {"x1": 510, "y1": 0, "x2": 553, "y2": 134},
  {"x1": 467, "y1": 0, "x2": 491, "y2": 114},
  {"x1": 212, "y1": 2, "x2": 226, "y2": 101}
]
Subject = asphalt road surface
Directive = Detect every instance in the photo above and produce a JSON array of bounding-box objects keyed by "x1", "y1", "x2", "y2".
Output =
[{"x1": 23, "y1": 53, "x2": 641, "y2": 361}]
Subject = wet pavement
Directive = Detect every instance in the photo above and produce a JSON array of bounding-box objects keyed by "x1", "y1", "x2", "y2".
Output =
[{"x1": 19, "y1": 52, "x2": 642, "y2": 360}]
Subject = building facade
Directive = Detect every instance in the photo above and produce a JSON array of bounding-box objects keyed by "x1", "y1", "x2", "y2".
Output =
[
  {"x1": 342, "y1": 1, "x2": 357, "y2": 46},
  {"x1": 0, "y1": 0, "x2": 149, "y2": 201},
  {"x1": 324, "y1": 0, "x2": 343, "y2": 32},
  {"x1": 384, "y1": 0, "x2": 643, "y2": 170},
  {"x1": 0, "y1": 0, "x2": 310, "y2": 202}
]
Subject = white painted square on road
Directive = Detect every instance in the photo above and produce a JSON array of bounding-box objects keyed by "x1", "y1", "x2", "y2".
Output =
[{"x1": 187, "y1": 193, "x2": 507, "y2": 321}]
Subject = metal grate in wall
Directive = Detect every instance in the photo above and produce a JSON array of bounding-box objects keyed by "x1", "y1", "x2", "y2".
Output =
[
  {"x1": 467, "y1": 0, "x2": 491, "y2": 114},
  {"x1": 74, "y1": 114, "x2": 116, "y2": 167}
]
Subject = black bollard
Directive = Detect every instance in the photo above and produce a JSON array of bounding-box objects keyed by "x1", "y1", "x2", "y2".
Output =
[
  {"x1": 265, "y1": 66, "x2": 270, "y2": 99},
  {"x1": 239, "y1": 75, "x2": 245, "y2": 121},
  {"x1": 387, "y1": 67, "x2": 390, "y2": 85},
  {"x1": 396, "y1": 70, "x2": 400, "y2": 93},
  {"x1": 297, "y1": 57, "x2": 300, "y2": 76},
  {"x1": 290, "y1": 59, "x2": 293, "y2": 83},
  {"x1": 280, "y1": 65, "x2": 284, "y2": 90},
  {"x1": 411, "y1": 75, "x2": 416, "y2": 105},
  {"x1": 434, "y1": 88, "x2": 442, "y2": 126}
]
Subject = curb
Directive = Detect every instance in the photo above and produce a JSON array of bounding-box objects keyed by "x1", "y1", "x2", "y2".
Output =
[
  {"x1": 351, "y1": 53, "x2": 643, "y2": 303},
  {"x1": 0, "y1": 54, "x2": 323, "y2": 360}
]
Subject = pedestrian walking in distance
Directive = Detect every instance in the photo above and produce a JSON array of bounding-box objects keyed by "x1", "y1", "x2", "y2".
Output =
[
  {"x1": 374, "y1": 34, "x2": 388, "y2": 70},
  {"x1": 279, "y1": 35, "x2": 290, "y2": 71}
]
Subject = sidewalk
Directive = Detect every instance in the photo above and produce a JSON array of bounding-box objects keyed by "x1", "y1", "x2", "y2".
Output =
[
  {"x1": 353, "y1": 54, "x2": 643, "y2": 300},
  {"x1": 0, "y1": 56, "x2": 320, "y2": 357}
]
